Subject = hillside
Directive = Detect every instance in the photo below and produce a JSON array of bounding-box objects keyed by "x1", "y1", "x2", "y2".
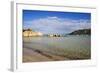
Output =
[{"x1": 69, "y1": 29, "x2": 91, "y2": 35}]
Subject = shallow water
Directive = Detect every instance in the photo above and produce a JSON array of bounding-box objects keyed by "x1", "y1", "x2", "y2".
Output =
[{"x1": 23, "y1": 35, "x2": 91, "y2": 60}]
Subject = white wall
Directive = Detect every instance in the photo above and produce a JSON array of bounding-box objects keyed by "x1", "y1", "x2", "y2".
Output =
[{"x1": 0, "y1": 0, "x2": 100, "y2": 73}]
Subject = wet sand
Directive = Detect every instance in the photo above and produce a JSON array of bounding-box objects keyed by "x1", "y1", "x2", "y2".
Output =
[{"x1": 23, "y1": 47, "x2": 69, "y2": 62}]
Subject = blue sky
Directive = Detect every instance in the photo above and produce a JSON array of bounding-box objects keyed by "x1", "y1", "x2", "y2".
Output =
[{"x1": 23, "y1": 10, "x2": 91, "y2": 34}]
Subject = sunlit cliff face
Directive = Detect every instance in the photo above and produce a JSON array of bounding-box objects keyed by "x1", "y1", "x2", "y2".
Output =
[
  {"x1": 23, "y1": 30, "x2": 43, "y2": 37},
  {"x1": 36, "y1": 32, "x2": 43, "y2": 36}
]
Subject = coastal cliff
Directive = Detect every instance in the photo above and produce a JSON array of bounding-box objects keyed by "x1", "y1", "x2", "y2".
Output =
[{"x1": 23, "y1": 29, "x2": 43, "y2": 37}]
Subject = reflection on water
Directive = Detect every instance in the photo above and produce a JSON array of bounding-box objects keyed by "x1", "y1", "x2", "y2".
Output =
[{"x1": 23, "y1": 35, "x2": 91, "y2": 61}]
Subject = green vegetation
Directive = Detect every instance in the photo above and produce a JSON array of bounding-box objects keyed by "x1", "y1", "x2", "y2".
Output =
[
  {"x1": 23, "y1": 29, "x2": 34, "y2": 32},
  {"x1": 69, "y1": 29, "x2": 91, "y2": 35}
]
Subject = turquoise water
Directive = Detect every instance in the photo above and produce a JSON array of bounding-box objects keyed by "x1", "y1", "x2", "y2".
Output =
[{"x1": 23, "y1": 35, "x2": 91, "y2": 60}]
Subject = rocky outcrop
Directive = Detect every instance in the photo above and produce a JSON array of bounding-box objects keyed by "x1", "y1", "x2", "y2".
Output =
[{"x1": 23, "y1": 29, "x2": 43, "y2": 37}]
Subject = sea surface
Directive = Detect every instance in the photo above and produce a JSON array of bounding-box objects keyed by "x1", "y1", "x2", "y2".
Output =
[{"x1": 23, "y1": 35, "x2": 91, "y2": 62}]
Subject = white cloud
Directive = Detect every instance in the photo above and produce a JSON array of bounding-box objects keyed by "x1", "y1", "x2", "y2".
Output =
[
  {"x1": 47, "y1": 16, "x2": 58, "y2": 19},
  {"x1": 23, "y1": 16, "x2": 90, "y2": 34}
]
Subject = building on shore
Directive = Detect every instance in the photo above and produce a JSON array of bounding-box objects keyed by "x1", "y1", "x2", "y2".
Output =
[
  {"x1": 23, "y1": 29, "x2": 43, "y2": 37},
  {"x1": 49, "y1": 34, "x2": 61, "y2": 37}
]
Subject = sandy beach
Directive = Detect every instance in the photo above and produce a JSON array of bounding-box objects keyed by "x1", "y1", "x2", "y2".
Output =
[{"x1": 23, "y1": 47, "x2": 69, "y2": 62}]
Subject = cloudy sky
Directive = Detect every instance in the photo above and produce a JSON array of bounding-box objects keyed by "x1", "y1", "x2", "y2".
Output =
[{"x1": 23, "y1": 10, "x2": 91, "y2": 34}]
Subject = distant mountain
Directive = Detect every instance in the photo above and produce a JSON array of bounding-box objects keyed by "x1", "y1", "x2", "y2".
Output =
[{"x1": 69, "y1": 29, "x2": 91, "y2": 35}]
